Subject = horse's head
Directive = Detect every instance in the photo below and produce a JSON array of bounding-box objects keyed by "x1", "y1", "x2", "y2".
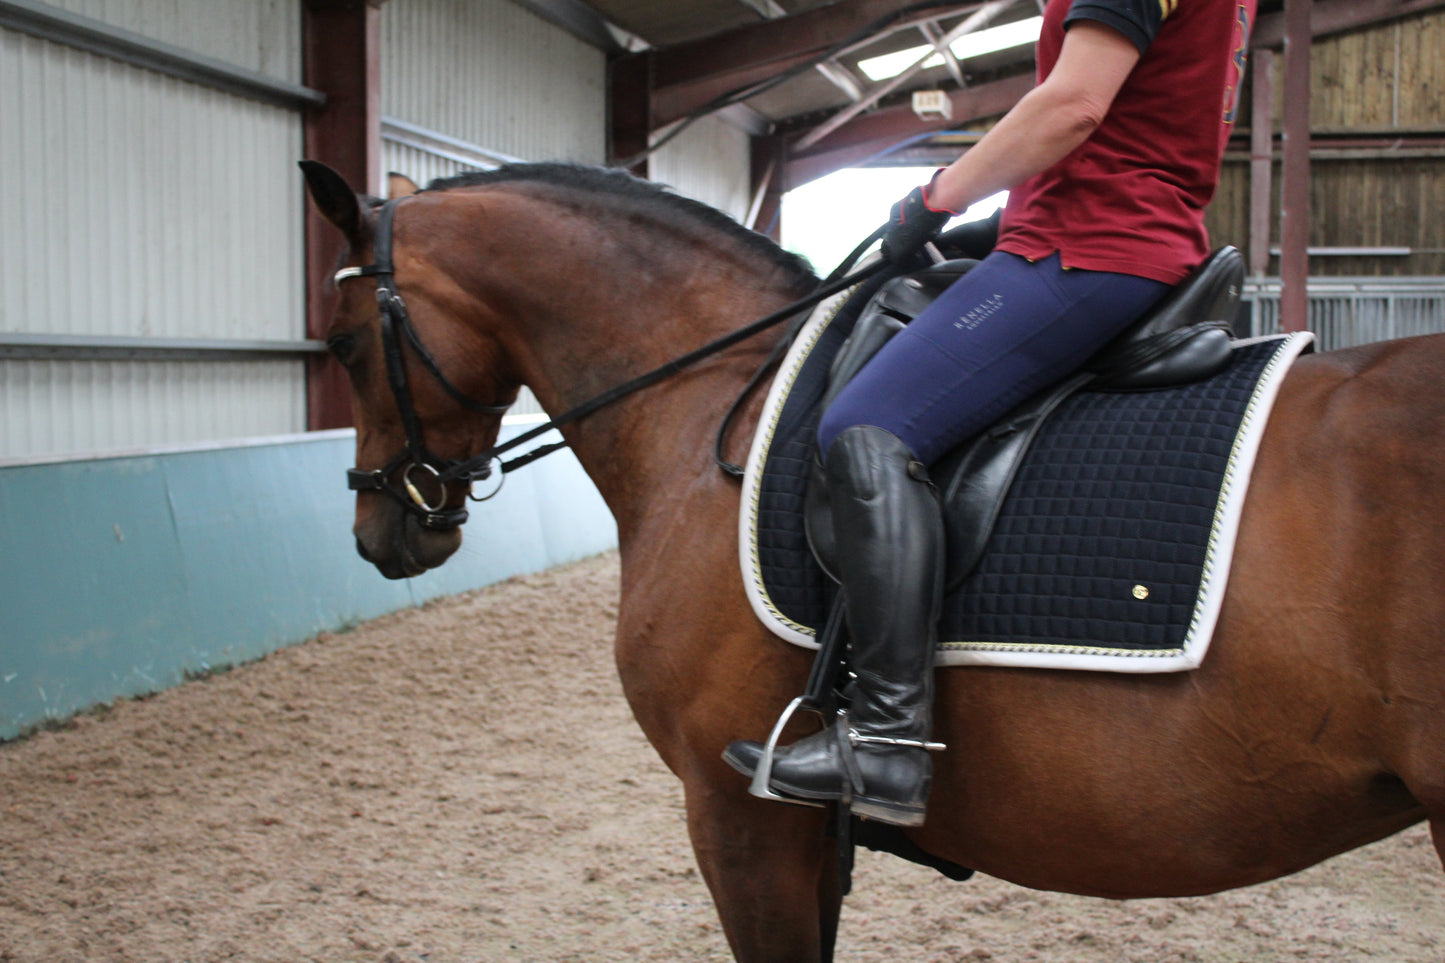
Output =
[
  {"x1": 303, "y1": 158, "x2": 823, "y2": 580},
  {"x1": 302, "y1": 161, "x2": 516, "y2": 579}
]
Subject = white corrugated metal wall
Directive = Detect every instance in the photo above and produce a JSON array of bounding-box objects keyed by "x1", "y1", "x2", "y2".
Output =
[
  {"x1": 380, "y1": 0, "x2": 608, "y2": 419},
  {"x1": 381, "y1": 0, "x2": 753, "y2": 220},
  {"x1": 379, "y1": 0, "x2": 756, "y2": 422},
  {"x1": 380, "y1": 0, "x2": 607, "y2": 184},
  {"x1": 2, "y1": 0, "x2": 759, "y2": 457},
  {"x1": 31, "y1": 0, "x2": 299, "y2": 77},
  {"x1": 0, "y1": 0, "x2": 305, "y2": 461},
  {"x1": 650, "y1": 116, "x2": 754, "y2": 225},
  {"x1": 1247, "y1": 279, "x2": 1445, "y2": 350}
]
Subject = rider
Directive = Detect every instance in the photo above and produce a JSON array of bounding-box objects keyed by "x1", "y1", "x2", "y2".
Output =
[{"x1": 727, "y1": 0, "x2": 1257, "y2": 826}]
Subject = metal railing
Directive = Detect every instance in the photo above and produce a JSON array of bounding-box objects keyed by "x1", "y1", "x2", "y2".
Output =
[
  {"x1": 1243, "y1": 277, "x2": 1445, "y2": 351},
  {"x1": 0, "y1": 333, "x2": 325, "y2": 362}
]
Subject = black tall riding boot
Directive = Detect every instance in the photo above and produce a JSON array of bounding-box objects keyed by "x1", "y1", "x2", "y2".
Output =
[{"x1": 725, "y1": 424, "x2": 945, "y2": 827}]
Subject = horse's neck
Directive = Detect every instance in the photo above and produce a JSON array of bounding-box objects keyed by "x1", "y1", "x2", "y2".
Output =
[
  {"x1": 542, "y1": 274, "x2": 796, "y2": 535},
  {"x1": 464, "y1": 199, "x2": 808, "y2": 532}
]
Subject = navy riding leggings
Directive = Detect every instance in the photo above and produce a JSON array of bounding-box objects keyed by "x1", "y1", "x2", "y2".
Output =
[{"x1": 817, "y1": 251, "x2": 1171, "y2": 466}]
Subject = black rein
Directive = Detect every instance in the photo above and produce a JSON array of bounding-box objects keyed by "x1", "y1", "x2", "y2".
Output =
[{"x1": 336, "y1": 195, "x2": 885, "y2": 531}]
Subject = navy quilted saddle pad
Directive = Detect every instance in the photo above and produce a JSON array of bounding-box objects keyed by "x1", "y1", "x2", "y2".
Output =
[{"x1": 740, "y1": 288, "x2": 1311, "y2": 673}]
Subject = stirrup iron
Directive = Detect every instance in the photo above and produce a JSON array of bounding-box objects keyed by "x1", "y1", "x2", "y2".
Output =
[
  {"x1": 747, "y1": 696, "x2": 827, "y2": 809},
  {"x1": 748, "y1": 592, "x2": 854, "y2": 807}
]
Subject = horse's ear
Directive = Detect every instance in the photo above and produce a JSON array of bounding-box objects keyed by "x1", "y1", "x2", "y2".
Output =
[
  {"x1": 388, "y1": 172, "x2": 420, "y2": 199},
  {"x1": 299, "y1": 160, "x2": 364, "y2": 242}
]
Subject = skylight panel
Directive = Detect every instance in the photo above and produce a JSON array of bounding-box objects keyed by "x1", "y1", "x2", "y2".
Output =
[{"x1": 857, "y1": 16, "x2": 1043, "y2": 82}]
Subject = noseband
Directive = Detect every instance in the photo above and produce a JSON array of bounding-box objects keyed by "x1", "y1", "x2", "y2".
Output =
[{"x1": 336, "y1": 198, "x2": 511, "y2": 531}]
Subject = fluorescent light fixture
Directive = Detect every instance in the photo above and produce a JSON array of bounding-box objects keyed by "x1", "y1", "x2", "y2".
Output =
[{"x1": 858, "y1": 16, "x2": 1043, "y2": 82}]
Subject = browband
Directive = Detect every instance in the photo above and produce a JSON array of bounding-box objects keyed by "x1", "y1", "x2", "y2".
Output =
[{"x1": 335, "y1": 264, "x2": 386, "y2": 285}]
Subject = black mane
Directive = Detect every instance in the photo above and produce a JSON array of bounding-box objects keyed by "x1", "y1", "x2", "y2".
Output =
[{"x1": 425, "y1": 163, "x2": 817, "y2": 285}]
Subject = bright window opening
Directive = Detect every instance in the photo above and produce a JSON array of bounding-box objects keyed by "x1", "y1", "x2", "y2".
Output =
[
  {"x1": 782, "y1": 166, "x2": 1007, "y2": 273},
  {"x1": 857, "y1": 17, "x2": 1043, "y2": 82}
]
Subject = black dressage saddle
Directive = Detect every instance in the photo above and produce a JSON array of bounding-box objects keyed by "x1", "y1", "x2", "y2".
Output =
[{"x1": 803, "y1": 243, "x2": 1246, "y2": 591}]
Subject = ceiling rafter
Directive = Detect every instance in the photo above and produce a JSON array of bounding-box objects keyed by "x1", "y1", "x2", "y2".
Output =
[
  {"x1": 649, "y1": 0, "x2": 982, "y2": 86},
  {"x1": 919, "y1": 21, "x2": 968, "y2": 86},
  {"x1": 728, "y1": 0, "x2": 874, "y2": 111},
  {"x1": 792, "y1": 0, "x2": 1013, "y2": 151},
  {"x1": 815, "y1": 60, "x2": 868, "y2": 101},
  {"x1": 784, "y1": 71, "x2": 1033, "y2": 186},
  {"x1": 607, "y1": 0, "x2": 1445, "y2": 185},
  {"x1": 638, "y1": 0, "x2": 986, "y2": 127},
  {"x1": 734, "y1": 0, "x2": 787, "y2": 18},
  {"x1": 782, "y1": 0, "x2": 1445, "y2": 187}
]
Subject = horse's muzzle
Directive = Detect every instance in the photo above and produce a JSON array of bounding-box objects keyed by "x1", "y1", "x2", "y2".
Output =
[{"x1": 354, "y1": 505, "x2": 462, "y2": 579}]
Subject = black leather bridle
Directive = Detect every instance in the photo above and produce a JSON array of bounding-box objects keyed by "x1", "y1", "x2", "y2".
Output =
[
  {"x1": 334, "y1": 195, "x2": 887, "y2": 533},
  {"x1": 336, "y1": 199, "x2": 511, "y2": 531}
]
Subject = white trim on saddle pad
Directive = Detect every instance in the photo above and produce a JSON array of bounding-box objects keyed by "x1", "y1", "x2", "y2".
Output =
[
  {"x1": 738, "y1": 274, "x2": 862, "y2": 646},
  {"x1": 737, "y1": 283, "x2": 1316, "y2": 674}
]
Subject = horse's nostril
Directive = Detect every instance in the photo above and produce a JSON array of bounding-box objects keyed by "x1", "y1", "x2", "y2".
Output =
[{"x1": 354, "y1": 536, "x2": 375, "y2": 563}]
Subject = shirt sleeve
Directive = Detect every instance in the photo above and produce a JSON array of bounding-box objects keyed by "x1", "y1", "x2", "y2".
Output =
[{"x1": 1064, "y1": 0, "x2": 1170, "y2": 54}]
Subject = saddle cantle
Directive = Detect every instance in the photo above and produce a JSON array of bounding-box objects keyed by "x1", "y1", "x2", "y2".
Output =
[{"x1": 808, "y1": 247, "x2": 1247, "y2": 589}]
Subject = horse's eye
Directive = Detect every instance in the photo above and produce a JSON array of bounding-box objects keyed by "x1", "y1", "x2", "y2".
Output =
[{"x1": 327, "y1": 333, "x2": 358, "y2": 365}]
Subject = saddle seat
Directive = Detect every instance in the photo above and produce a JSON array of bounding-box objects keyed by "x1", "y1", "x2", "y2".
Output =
[{"x1": 806, "y1": 245, "x2": 1246, "y2": 589}]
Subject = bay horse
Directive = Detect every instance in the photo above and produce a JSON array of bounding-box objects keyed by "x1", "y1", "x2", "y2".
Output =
[{"x1": 301, "y1": 159, "x2": 1445, "y2": 962}]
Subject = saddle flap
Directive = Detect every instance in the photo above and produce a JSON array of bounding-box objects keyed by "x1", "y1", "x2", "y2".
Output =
[
  {"x1": 867, "y1": 259, "x2": 977, "y2": 323},
  {"x1": 934, "y1": 372, "x2": 1095, "y2": 590},
  {"x1": 741, "y1": 238, "x2": 1317, "y2": 671}
]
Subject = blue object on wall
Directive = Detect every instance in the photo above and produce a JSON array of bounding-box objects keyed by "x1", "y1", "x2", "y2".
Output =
[{"x1": 0, "y1": 425, "x2": 616, "y2": 740}]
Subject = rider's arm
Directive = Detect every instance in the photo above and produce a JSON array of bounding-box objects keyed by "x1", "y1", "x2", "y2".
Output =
[{"x1": 925, "y1": 21, "x2": 1143, "y2": 215}]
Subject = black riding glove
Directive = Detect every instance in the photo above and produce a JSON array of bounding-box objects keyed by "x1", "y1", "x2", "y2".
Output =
[{"x1": 881, "y1": 179, "x2": 959, "y2": 266}]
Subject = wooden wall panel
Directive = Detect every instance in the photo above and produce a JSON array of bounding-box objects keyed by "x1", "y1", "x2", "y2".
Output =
[
  {"x1": 1311, "y1": 159, "x2": 1445, "y2": 276},
  {"x1": 1213, "y1": 157, "x2": 1445, "y2": 277},
  {"x1": 1286, "y1": 10, "x2": 1445, "y2": 127},
  {"x1": 1205, "y1": 161, "x2": 1252, "y2": 261},
  {"x1": 1398, "y1": 12, "x2": 1445, "y2": 125},
  {"x1": 1309, "y1": 20, "x2": 1397, "y2": 127},
  {"x1": 1222, "y1": 11, "x2": 1445, "y2": 279}
]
